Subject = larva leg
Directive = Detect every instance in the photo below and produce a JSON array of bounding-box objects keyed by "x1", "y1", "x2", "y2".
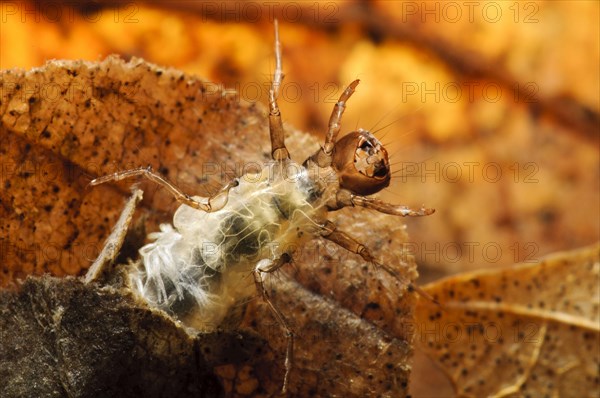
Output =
[
  {"x1": 268, "y1": 19, "x2": 290, "y2": 162},
  {"x1": 89, "y1": 166, "x2": 238, "y2": 212},
  {"x1": 324, "y1": 80, "x2": 360, "y2": 154},
  {"x1": 253, "y1": 254, "x2": 294, "y2": 393},
  {"x1": 319, "y1": 221, "x2": 436, "y2": 302},
  {"x1": 332, "y1": 189, "x2": 435, "y2": 216},
  {"x1": 306, "y1": 79, "x2": 360, "y2": 167},
  {"x1": 85, "y1": 188, "x2": 143, "y2": 283}
]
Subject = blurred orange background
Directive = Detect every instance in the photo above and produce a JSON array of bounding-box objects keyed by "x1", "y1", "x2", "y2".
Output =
[{"x1": 2, "y1": 0, "x2": 597, "y2": 272}]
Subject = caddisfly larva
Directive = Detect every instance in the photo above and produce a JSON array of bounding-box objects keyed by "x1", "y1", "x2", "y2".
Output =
[{"x1": 89, "y1": 20, "x2": 434, "y2": 393}]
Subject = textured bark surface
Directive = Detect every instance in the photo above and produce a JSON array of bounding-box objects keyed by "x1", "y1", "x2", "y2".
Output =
[
  {"x1": 0, "y1": 272, "x2": 414, "y2": 397},
  {"x1": 0, "y1": 276, "x2": 223, "y2": 397}
]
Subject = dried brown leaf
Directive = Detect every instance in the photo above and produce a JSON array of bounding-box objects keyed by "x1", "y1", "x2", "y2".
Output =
[
  {"x1": 416, "y1": 244, "x2": 600, "y2": 397},
  {"x1": 0, "y1": 57, "x2": 417, "y2": 397},
  {"x1": 0, "y1": 55, "x2": 270, "y2": 285}
]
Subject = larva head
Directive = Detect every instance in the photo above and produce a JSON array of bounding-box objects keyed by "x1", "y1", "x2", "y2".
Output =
[{"x1": 332, "y1": 130, "x2": 391, "y2": 195}]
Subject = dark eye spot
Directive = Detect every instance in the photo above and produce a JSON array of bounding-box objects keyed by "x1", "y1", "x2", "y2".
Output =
[
  {"x1": 374, "y1": 162, "x2": 389, "y2": 178},
  {"x1": 359, "y1": 140, "x2": 372, "y2": 150}
]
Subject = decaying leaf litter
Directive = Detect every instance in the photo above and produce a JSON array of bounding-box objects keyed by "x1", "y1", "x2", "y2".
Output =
[
  {"x1": 4, "y1": 55, "x2": 597, "y2": 398},
  {"x1": 417, "y1": 243, "x2": 600, "y2": 397},
  {"x1": 2, "y1": 4, "x2": 599, "y2": 395}
]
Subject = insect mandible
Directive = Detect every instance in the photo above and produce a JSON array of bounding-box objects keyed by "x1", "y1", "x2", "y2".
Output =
[{"x1": 89, "y1": 20, "x2": 434, "y2": 393}]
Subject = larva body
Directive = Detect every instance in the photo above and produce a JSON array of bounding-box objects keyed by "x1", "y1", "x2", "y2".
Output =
[{"x1": 89, "y1": 21, "x2": 433, "y2": 392}]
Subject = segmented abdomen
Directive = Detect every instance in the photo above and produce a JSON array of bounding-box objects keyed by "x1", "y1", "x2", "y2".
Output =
[{"x1": 132, "y1": 165, "x2": 323, "y2": 330}]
